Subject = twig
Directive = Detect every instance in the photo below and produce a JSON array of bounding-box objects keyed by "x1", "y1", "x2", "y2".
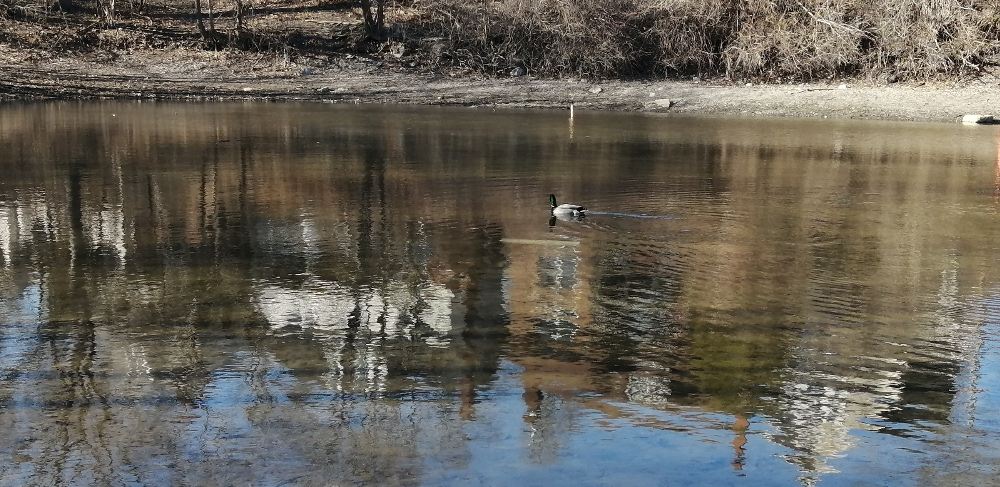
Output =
[
  {"x1": 796, "y1": 1, "x2": 872, "y2": 39},
  {"x1": 303, "y1": 19, "x2": 355, "y2": 24}
]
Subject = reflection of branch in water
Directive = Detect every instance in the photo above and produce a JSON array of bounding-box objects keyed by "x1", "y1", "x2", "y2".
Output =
[
  {"x1": 731, "y1": 414, "x2": 750, "y2": 472},
  {"x1": 994, "y1": 127, "x2": 1000, "y2": 207},
  {"x1": 460, "y1": 378, "x2": 477, "y2": 420}
]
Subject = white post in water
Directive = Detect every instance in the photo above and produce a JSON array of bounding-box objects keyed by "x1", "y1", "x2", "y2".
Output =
[{"x1": 569, "y1": 103, "x2": 575, "y2": 139}]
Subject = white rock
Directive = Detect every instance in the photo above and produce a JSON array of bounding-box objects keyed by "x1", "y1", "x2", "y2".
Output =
[
  {"x1": 838, "y1": 83, "x2": 848, "y2": 89},
  {"x1": 589, "y1": 87, "x2": 602, "y2": 94},
  {"x1": 961, "y1": 114, "x2": 996, "y2": 124},
  {"x1": 652, "y1": 98, "x2": 672, "y2": 108}
]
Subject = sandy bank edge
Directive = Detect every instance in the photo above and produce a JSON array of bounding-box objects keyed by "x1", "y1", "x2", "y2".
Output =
[{"x1": 2, "y1": 51, "x2": 999, "y2": 123}]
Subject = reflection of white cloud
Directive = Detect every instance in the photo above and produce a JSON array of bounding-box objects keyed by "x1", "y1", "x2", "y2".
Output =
[
  {"x1": 0, "y1": 281, "x2": 45, "y2": 374},
  {"x1": 1, "y1": 197, "x2": 55, "y2": 266},
  {"x1": 929, "y1": 263, "x2": 983, "y2": 361},
  {"x1": 0, "y1": 205, "x2": 11, "y2": 266},
  {"x1": 300, "y1": 214, "x2": 321, "y2": 254},
  {"x1": 420, "y1": 283, "x2": 454, "y2": 336},
  {"x1": 767, "y1": 364, "x2": 903, "y2": 481},
  {"x1": 502, "y1": 244, "x2": 585, "y2": 341},
  {"x1": 258, "y1": 276, "x2": 457, "y2": 396},
  {"x1": 90, "y1": 205, "x2": 127, "y2": 264},
  {"x1": 944, "y1": 290, "x2": 1000, "y2": 428},
  {"x1": 625, "y1": 373, "x2": 672, "y2": 405},
  {"x1": 257, "y1": 279, "x2": 355, "y2": 332},
  {"x1": 538, "y1": 253, "x2": 580, "y2": 290},
  {"x1": 256, "y1": 278, "x2": 456, "y2": 347},
  {"x1": 125, "y1": 343, "x2": 153, "y2": 380},
  {"x1": 765, "y1": 262, "x2": 983, "y2": 483}
]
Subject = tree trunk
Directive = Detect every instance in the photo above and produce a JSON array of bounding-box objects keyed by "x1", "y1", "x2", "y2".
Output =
[
  {"x1": 194, "y1": 0, "x2": 210, "y2": 44},
  {"x1": 207, "y1": 0, "x2": 215, "y2": 32},
  {"x1": 48, "y1": 0, "x2": 73, "y2": 14},
  {"x1": 98, "y1": 0, "x2": 115, "y2": 26},
  {"x1": 234, "y1": 0, "x2": 242, "y2": 32},
  {"x1": 359, "y1": 0, "x2": 385, "y2": 40}
]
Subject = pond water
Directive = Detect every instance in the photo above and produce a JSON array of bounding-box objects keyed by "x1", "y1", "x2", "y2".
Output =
[{"x1": 2, "y1": 101, "x2": 1000, "y2": 486}]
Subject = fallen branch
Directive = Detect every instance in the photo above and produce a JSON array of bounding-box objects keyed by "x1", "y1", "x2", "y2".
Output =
[
  {"x1": 303, "y1": 19, "x2": 356, "y2": 25},
  {"x1": 796, "y1": 1, "x2": 872, "y2": 39}
]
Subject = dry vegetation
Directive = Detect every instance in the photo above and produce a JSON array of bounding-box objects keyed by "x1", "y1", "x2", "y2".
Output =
[
  {"x1": 2, "y1": 0, "x2": 999, "y2": 81},
  {"x1": 420, "y1": 0, "x2": 1000, "y2": 80}
]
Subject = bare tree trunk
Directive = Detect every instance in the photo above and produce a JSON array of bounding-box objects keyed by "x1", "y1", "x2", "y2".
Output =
[
  {"x1": 194, "y1": 0, "x2": 209, "y2": 43},
  {"x1": 97, "y1": 0, "x2": 115, "y2": 25},
  {"x1": 234, "y1": 0, "x2": 245, "y2": 34},
  {"x1": 207, "y1": 0, "x2": 214, "y2": 32},
  {"x1": 48, "y1": 0, "x2": 72, "y2": 14},
  {"x1": 359, "y1": 0, "x2": 385, "y2": 40}
]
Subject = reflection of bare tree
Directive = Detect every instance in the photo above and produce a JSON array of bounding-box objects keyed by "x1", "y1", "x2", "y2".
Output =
[
  {"x1": 731, "y1": 414, "x2": 750, "y2": 471},
  {"x1": 523, "y1": 390, "x2": 573, "y2": 466},
  {"x1": 68, "y1": 160, "x2": 92, "y2": 269}
]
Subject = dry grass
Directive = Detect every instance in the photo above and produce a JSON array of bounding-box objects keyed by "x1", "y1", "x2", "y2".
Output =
[
  {"x1": 2, "y1": 0, "x2": 999, "y2": 81},
  {"x1": 413, "y1": 0, "x2": 1000, "y2": 80}
]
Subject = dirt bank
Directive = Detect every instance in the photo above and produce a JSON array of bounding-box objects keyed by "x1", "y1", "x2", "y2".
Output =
[{"x1": 2, "y1": 47, "x2": 1000, "y2": 123}]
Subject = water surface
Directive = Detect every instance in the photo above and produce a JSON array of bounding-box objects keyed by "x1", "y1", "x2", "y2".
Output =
[{"x1": 2, "y1": 101, "x2": 1000, "y2": 486}]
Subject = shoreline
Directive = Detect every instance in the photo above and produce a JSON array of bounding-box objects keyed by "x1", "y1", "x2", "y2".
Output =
[{"x1": 3, "y1": 51, "x2": 1000, "y2": 123}]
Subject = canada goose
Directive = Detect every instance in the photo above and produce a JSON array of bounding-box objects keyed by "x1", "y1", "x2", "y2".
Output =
[{"x1": 549, "y1": 194, "x2": 586, "y2": 216}]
